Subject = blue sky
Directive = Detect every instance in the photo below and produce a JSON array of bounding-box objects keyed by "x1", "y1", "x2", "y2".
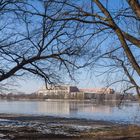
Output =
[{"x1": 2, "y1": 0, "x2": 139, "y2": 94}]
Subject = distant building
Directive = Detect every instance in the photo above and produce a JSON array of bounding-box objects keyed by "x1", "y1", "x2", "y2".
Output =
[
  {"x1": 37, "y1": 85, "x2": 116, "y2": 100},
  {"x1": 80, "y1": 87, "x2": 114, "y2": 94},
  {"x1": 37, "y1": 85, "x2": 79, "y2": 96}
]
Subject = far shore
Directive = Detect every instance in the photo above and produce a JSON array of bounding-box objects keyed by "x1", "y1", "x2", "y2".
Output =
[{"x1": 0, "y1": 98, "x2": 138, "y2": 102}]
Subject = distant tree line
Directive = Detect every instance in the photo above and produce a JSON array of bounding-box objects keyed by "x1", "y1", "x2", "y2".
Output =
[
  {"x1": 0, "y1": 93, "x2": 44, "y2": 100},
  {"x1": 0, "y1": 92, "x2": 138, "y2": 101}
]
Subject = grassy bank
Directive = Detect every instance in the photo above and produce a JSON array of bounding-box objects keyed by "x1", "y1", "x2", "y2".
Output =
[{"x1": 0, "y1": 114, "x2": 140, "y2": 140}]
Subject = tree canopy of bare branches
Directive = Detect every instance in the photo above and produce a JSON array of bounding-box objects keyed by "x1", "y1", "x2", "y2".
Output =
[
  {"x1": 36, "y1": 0, "x2": 140, "y2": 95},
  {"x1": 0, "y1": 0, "x2": 90, "y2": 87},
  {"x1": 0, "y1": 0, "x2": 140, "y2": 96}
]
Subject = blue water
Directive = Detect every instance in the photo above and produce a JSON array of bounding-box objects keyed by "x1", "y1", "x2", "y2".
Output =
[{"x1": 0, "y1": 100, "x2": 139, "y2": 124}]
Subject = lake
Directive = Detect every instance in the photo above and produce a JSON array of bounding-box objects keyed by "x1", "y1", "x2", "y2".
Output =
[{"x1": 0, "y1": 100, "x2": 140, "y2": 124}]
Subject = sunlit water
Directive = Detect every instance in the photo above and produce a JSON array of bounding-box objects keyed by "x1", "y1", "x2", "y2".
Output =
[{"x1": 0, "y1": 100, "x2": 140, "y2": 124}]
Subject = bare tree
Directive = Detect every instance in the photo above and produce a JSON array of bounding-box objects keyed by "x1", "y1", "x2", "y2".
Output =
[
  {"x1": 38, "y1": 0, "x2": 140, "y2": 96},
  {"x1": 0, "y1": 0, "x2": 139, "y2": 96},
  {"x1": 0, "y1": 0, "x2": 90, "y2": 87}
]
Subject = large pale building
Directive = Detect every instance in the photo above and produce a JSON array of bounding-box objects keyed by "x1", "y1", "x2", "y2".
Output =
[
  {"x1": 37, "y1": 85, "x2": 115, "y2": 100},
  {"x1": 37, "y1": 85, "x2": 79, "y2": 96}
]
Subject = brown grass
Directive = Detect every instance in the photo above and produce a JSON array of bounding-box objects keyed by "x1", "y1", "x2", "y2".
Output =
[{"x1": 80, "y1": 125, "x2": 140, "y2": 140}]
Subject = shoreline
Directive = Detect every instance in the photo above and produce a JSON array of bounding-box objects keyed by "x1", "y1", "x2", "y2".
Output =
[
  {"x1": 0, "y1": 114, "x2": 140, "y2": 140},
  {"x1": 0, "y1": 98, "x2": 137, "y2": 102},
  {"x1": 0, "y1": 113, "x2": 116, "y2": 125},
  {"x1": 0, "y1": 113, "x2": 137, "y2": 126}
]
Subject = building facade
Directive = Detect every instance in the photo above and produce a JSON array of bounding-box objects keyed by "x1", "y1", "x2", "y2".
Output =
[
  {"x1": 80, "y1": 88, "x2": 114, "y2": 94},
  {"x1": 37, "y1": 85, "x2": 115, "y2": 100},
  {"x1": 37, "y1": 85, "x2": 79, "y2": 96}
]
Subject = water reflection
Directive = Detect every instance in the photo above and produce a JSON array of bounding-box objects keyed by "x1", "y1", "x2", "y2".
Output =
[
  {"x1": 37, "y1": 101, "x2": 70, "y2": 115},
  {"x1": 0, "y1": 100, "x2": 139, "y2": 124},
  {"x1": 37, "y1": 101, "x2": 114, "y2": 115}
]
